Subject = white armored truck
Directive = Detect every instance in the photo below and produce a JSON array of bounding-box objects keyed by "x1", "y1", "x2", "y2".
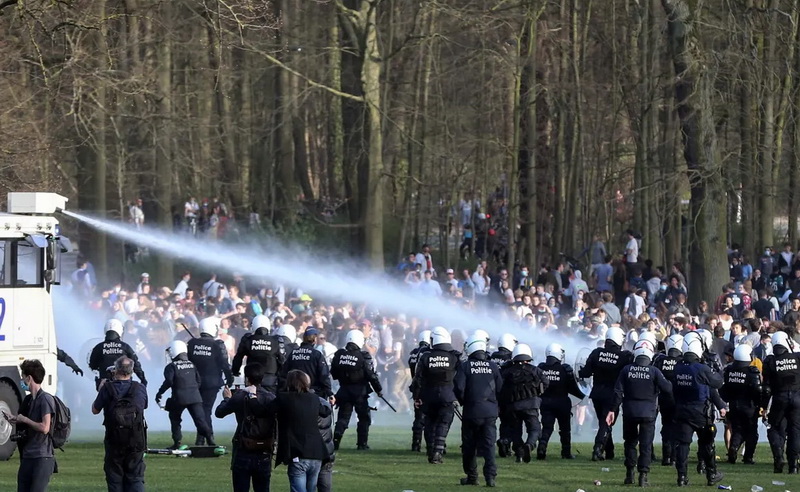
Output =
[{"x1": 0, "y1": 192, "x2": 70, "y2": 460}]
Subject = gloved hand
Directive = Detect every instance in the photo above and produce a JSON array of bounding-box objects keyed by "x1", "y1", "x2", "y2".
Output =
[
  {"x1": 155, "y1": 394, "x2": 162, "y2": 405},
  {"x1": 70, "y1": 365, "x2": 84, "y2": 377},
  {"x1": 226, "y1": 377, "x2": 234, "y2": 387},
  {"x1": 377, "y1": 393, "x2": 383, "y2": 399},
  {"x1": 232, "y1": 371, "x2": 240, "y2": 378},
  {"x1": 141, "y1": 379, "x2": 148, "y2": 387}
]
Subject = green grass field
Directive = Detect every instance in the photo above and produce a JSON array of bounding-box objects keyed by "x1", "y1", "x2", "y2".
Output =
[{"x1": 0, "y1": 428, "x2": 791, "y2": 491}]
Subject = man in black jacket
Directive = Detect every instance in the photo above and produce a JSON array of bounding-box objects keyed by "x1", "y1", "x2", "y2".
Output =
[
  {"x1": 89, "y1": 319, "x2": 147, "y2": 389},
  {"x1": 454, "y1": 334, "x2": 503, "y2": 487},
  {"x1": 499, "y1": 343, "x2": 548, "y2": 464},
  {"x1": 215, "y1": 363, "x2": 276, "y2": 492},
  {"x1": 331, "y1": 330, "x2": 382, "y2": 451},
  {"x1": 189, "y1": 317, "x2": 234, "y2": 445},
  {"x1": 578, "y1": 326, "x2": 632, "y2": 461},
  {"x1": 281, "y1": 328, "x2": 332, "y2": 398},
  {"x1": 231, "y1": 314, "x2": 284, "y2": 391},
  {"x1": 412, "y1": 326, "x2": 460, "y2": 464},
  {"x1": 537, "y1": 343, "x2": 585, "y2": 460},
  {"x1": 155, "y1": 340, "x2": 215, "y2": 449},
  {"x1": 408, "y1": 330, "x2": 432, "y2": 452},
  {"x1": 607, "y1": 340, "x2": 672, "y2": 487}
]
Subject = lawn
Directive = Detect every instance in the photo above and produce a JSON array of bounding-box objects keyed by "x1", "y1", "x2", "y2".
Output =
[{"x1": 0, "y1": 427, "x2": 791, "y2": 492}]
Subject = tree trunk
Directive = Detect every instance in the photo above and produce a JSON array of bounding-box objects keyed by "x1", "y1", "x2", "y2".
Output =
[
  {"x1": 661, "y1": 0, "x2": 728, "y2": 302},
  {"x1": 155, "y1": 0, "x2": 174, "y2": 283}
]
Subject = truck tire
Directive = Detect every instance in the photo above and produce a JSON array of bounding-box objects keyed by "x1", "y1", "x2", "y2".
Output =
[{"x1": 0, "y1": 380, "x2": 20, "y2": 460}]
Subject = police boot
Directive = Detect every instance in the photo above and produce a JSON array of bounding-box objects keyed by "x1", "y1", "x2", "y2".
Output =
[
  {"x1": 522, "y1": 443, "x2": 533, "y2": 463},
  {"x1": 536, "y1": 443, "x2": 546, "y2": 460},
  {"x1": 195, "y1": 436, "x2": 205, "y2": 446},
  {"x1": 638, "y1": 472, "x2": 649, "y2": 487},
  {"x1": 696, "y1": 461, "x2": 706, "y2": 474},
  {"x1": 789, "y1": 461, "x2": 799, "y2": 474},
  {"x1": 334, "y1": 434, "x2": 342, "y2": 451},
  {"x1": 206, "y1": 435, "x2": 216, "y2": 447},
  {"x1": 591, "y1": 445, "x2": 605, "y2": 462},
  {"x1": 497, "y1": 439, "x2": 510, "y2": 458},
  {"x1": 661, "y1": 443, "x2": 672, "y2": 466},
  {"x1": 485, "y1": 476, "x2": 496, "y2": 488},
  {"x1": 411, "y1": 438, "x2": 421, "y2": 452},
  {"x1": 459, "y1": 476, "x2": 479, "y2": 486},
  {"x1": 726, "y1": 450, "x2": 737, "y2": 464},
  {"x1": 357, "y1": 443, "x2": 370, "y2": 451},
  {"x1": 168, "y1": 441, "x2": 181, "y2": 450},
  {"x1": 676, "y1": 475, "x2": 688, "y2": 487},
  {"x1": 706, "y1": 469, "x2": 723, "y2": 486},
  {"x1": 774, "y1": 460, "x2": 785, "y2": 474},
  {"x1": 430, "y1": 451, "x2": 444, "y2": 464},
  {"x1": 624, "y1": 468, "x2": 635, "y2": 485}
]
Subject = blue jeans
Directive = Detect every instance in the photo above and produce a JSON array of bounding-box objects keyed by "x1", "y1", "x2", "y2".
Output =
[
  {"x1": 231, "y1": 452, "x2": 272, "y2": 492},
  {"x1": 287, "y1": 459, "x2": 321, "y2": 492}
]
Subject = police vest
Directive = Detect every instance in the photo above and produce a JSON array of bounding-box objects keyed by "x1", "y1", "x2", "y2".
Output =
[
  {"x1": 408, "y1": 346, "x2": 430, "y2": 377},
  {"x1": 420, "y1": 349, "x2": 458, "y2": 386},
  {"x1": 538, "y1": 361, "x2": 570, "y2": 398},
  {"x1": 247, "y1": 333, "x2": 281, "y2": 374},
  {"x1": 501, "y1": 364, "x2": 541, "y2": 403},
  {"x1": 654, "y1": 354, "x2": 680, "y2": 380},
  {"x1": 169, "y1": 359, "x2": 202, "y2": 405},
  {"x1": 188, "y1": 337, "x2": 222, "y2": 381},
  {"x1": 672, "y1": 361, "x2": 710, "y2": 404},
  {"x1": 461, "y1": 358, "x2": 498, "y2": 404},
  {"x1": 590, "y1": 348, "x2": 629, "y2": 387},
  {"x1": 721, "y1": 363, "x2": 760, "y2": 403},
  {"x1": 490, "y1": 348, "x2": 513, "y2": 367},
  {"x1": 332, "y1": 348, "x2": 368, "y2": 385},
  {"x1": 768, "y1": 352, "x2": 800, "y2": 391}
]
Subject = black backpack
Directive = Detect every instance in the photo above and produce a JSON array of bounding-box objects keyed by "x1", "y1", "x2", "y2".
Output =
[
  {"x1": 238, "y1": 393, "x2": 274, "y2": 453},
  {"x1": 107, "y1": 382, "x2": 147, "y2": 454},
  {"x1": 50, "y1": 394, "x2": 71, "y2": 449}
]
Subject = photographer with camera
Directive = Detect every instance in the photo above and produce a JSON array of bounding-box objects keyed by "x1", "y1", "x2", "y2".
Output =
[
  {"x1": 92, "y1": 356, "x2": 148, "y2": 492},
  {"x1": 215, "y1": 363, "x2": 276, "y2": 492},
  {"x1": 4, "y1": 359, "x2": 57, "y2": 492}
]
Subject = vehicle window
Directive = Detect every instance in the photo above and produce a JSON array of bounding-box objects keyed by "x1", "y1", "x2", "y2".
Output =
[
  {"x1": 15, "y1": 241, "x2": 42, "y2": 287},
  {"x1": 0, "y1": 242, "x2": 8, "y2": 286}
]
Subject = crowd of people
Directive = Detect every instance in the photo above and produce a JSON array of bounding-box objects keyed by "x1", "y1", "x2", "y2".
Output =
[{"x1": 11, "y1": 230, "x2": 800, "y2": 491}]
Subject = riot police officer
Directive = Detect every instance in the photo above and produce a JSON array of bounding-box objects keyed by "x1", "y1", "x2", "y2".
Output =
[
  {"x1": 408, "y1": 329, "x2": 432, "y2": 452},
  {"x1": 653, "y1": 334, "x2": 683, "y2": 466},
  {"x1": 672, "y1": 336, "x2": 725, "y2": 486},
  {"x1": 274, "y1": 323, "x2": 299, "y2": 358},
  {"x1": 155, "y1": 340, "x2": 216, "y2": 449},
  {"x1": 762, "y1": 331, "x2": 800, "y2": 473},
  {"x1": 499, "y1": 344, "x2": 548, "y2": 463},
  {"x1": 412, "y1": 326, "x2": 460, "y2": 464},
  {"x1": 720, "y1": 344, "x2": 761, "y2": 465},
  {"x1": 578, "y1": 326, "x2": 632, "y2": 461},
  {"x1": 331, "y1": 329, "x2": 382, "y2": 451},
  {"x1": 89, "y1": 319, "x2": 147, "y2": 389},
  {"x1": 232, "y1": 314, "x2": 284, "y2": 391},
  {"x1": 282, "y1": 327, "x2": 332, "y2": 398},
  {"x1": 188, "y1": 317, "x2": 233, "y2": 445},
  {"x1": 607, "y1": 339, "x2": 672, "y2": 487},
  {"x1": 491, "y1": 333, "x2": 517, "y2": 458},
  {"x1": 537, "y1": 343, "x2": 584, "y2": 460},
  {"x1": 454, "y1": 334, "x2": 503, "y2": 487}
]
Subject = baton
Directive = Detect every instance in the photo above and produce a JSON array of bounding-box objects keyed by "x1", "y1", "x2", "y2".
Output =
[
  {"x1": 454, "y1": 404, "x2": 463, "y2": 422},
  {"x1": 379, "y1": 394, "x2": 397, "y2": 413}
]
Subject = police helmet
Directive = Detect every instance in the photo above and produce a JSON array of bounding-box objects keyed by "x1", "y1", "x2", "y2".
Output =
[
  {"x1": 639, "y1": 331, "x2": 657, "y2": 347},
  {"x1": 199, "y1": 317, "x2": 219, "y2": 337},
  {"x1": 606, "y1": 326, "x2": 625, "y2": 347},
  {"x1": 431, "y1": 326, "x2": 451, "y2": 346},
  {"x1": 275, "y1": 324, "x2": 297, "y2": 342},
  {"x1": 105, "y1": 319, "x2": 124, "y2": 337},
  {"x1": 512, "y1": 343, "x2": 533, "y2": 362},
  {"x1": 624, "y1": 330, "x2": 639, "y2": 350},
  {"x1": 346, "y1": 329, "x2": 366, "y2": 349},
  {"x1": 168, "y1": 340, "x2": 188, "y2": 359},
  {"x1": 772, "y1": 331, "x2": 795, "y2": 351},
  {"x1": 545, "y1": 343, "x2": 565, "y2": 361},
  {"x1": 498, "y1": 333, "x2": 518, "y2": 351},
  {"x1": 315, "y1": 342, "x2": 337, "y2": 363},
  {"x1": 418, "y1": 330, "x2": 432, "y2": 346},
  {"x1": 473, "y1": 329, "x2": 491, "y2": 343},
  {"x1": 682, "y1": 336, "x2": 703, "y2": 357},
  {"x1": 665, "y1": 334, "x2": 684, "y2": 353},
  {"x1": 733, "y1": 344, "x2": 753, "y2": 362},
  {"x1": 695, "y1": 329, "x2": 713, "y2": 350},
  {"x1": 633, "y1": 339, "x2": 655, "y2": 360},
  {"x1": 252, "y1": 314, "x2": 271, "y2": 330},
  {"x1": 465, "y1": 334, "x2": 487, "y2": 355}
]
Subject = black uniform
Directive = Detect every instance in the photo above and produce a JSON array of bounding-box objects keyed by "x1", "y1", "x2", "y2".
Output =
[
  {"x1": 499, "y1": 360, "x2": 548, "y2": 462},
  {"x1": 578, "y1": 340, "x2": 632, "y2": 460},
  {"x1": 89, "y1": 333, "x2": 147, "y2": 389},
  {"x1": 453, "y1": 350, "x2": 503, "y2": 486},
  {"x1": 412, "y1": 343, "x2": 460, "y2": 463},
  {"x1": 611, "y1": 356, "x2": 672, "y2": 483},
  {"x1": 490, "y1": 347, "x2": 514, "y2": 457},
  {"x1": 231, "y1": 328, "x2": 285, "y2": 391},
  {"x1": 57, "y1": 347, "x2": 83, "y2": 376},
  {"x1": 331, "y1": 343, "x2": 382, "y2": 449},
  {"x1": 188, "y1": 333, "x2": 234, "y2": 445},
  {"x1": 408, "y1": 342, "x2": 431, "y2": 451},
  {"x1": 155, "y1": 354, "x2": 215, "y2": 447},
  {"x1": 537, "y1": 356, "x2": 584, "y2": 459},
  {"x1": 762, "y1": 345, "x2": 800, "y2": 472},
  {"x1": 282, "y1": 342, "x2": 332, "y2": 398},
  {"x1": 653, "y1": 350, "x2": 681, "y2": 465},
  {"x1": 671, "y1": 353, "x2": 724, "y2": 485},
  {"x1": 720, "y1": 361, "x2": 761, "y2": 464}
]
